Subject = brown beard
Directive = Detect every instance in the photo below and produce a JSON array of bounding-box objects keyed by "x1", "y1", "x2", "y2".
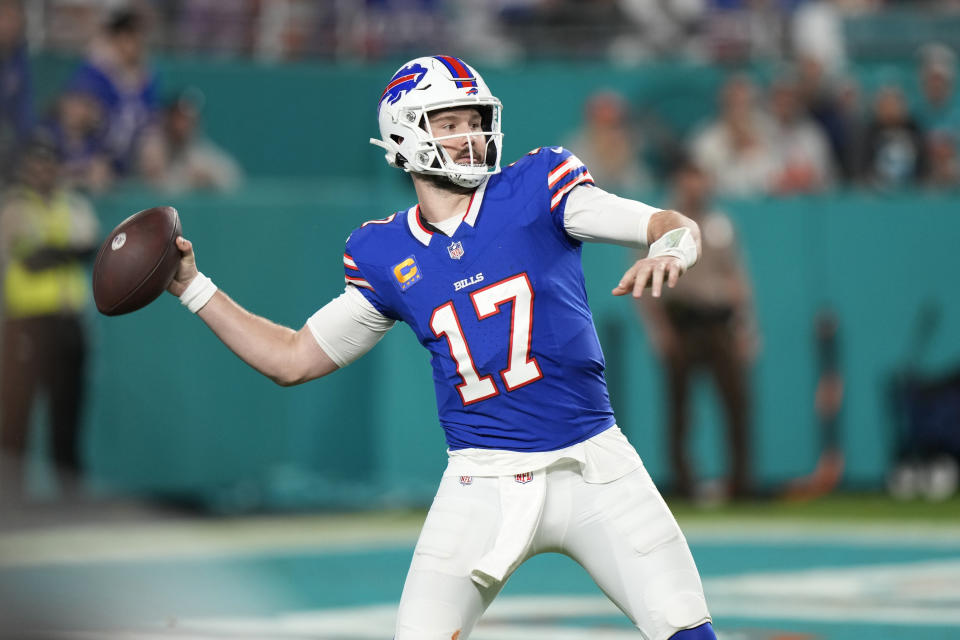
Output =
[{"x1": 415, "y1": 171, "x2": 480, "y2": 195}]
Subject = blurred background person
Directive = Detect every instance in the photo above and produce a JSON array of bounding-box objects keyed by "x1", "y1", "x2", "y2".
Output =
[
  {"x1": 42, "y1": 0, "x2": 105, "y2": 54},
  {"x1": 924, "y1": 128, "x2": 960, "y2": 189},
  {"x1": 704, "y1": 0, "x2": 792, "y2": 65},
  {"x1": 639, "y1": 158, "x2": 759, "y2": 502},
  {"x1": 613, "y1": 0, "x2": 710, "y2": 62},
  {"x1": 766, "y1": 72, "x2": 836, "y2": 194},
  {"x1": 447, "y1": 0, "x2": 522, "y2": 62},
  {"x1": 254, "y1": 0, "x2": 334, "y2": 61},
  {"x1": 564, "y1": 89, "x2": 651, "y2": 192},
  {"x1": 784, "y1": 308, "x2": 845, "y2": 500},
  {"x1": 0, "y1": 0, "x2": 32, "y2": 184},
  {"x1": 794, "y1": 55, "x2": 865, "y2": 182},
  {"x1": 914, "y1": 43, "x2": 960, "y2": 190},
  {"x1": 914, "y1": 42, "x2": 959, "y2": 136},
  {"x1": 39, "y1": 89, "x2": 113, "y2": 194},
  {"x1": 343, "y1": 0, "x2": 446, "y2": 62},
  {"x1": 0, "y1": 133, "x2": 99, "y2": 506},
  {"x1": 139, "y1": 90, "x2": 242, "y2": 194},
  {"x1": 860, "y1": 83, "x2": 926, "y2": 189},
  {"x1": 66, "y1": 6, "x2": 160, "y2": 178},
  {"x1": 172, "y1": 0, "x2": 258, "y2": 58},
  {"x1": 497, "y1": 0, "x2": 630, "y2": 59},
  {"x1": 689, "y1": 72, "x2": 778, "y2": 197},
  {"x1": 789, "y1": 0, "x2": 848, "y2": 77}
]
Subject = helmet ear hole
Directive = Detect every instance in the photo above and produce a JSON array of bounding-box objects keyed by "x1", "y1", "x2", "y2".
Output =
[
  {"x1": 485, "y1": 138, "x2": 498, "y2": 168},
  {"x1": 478, "y1": 106, "x2": 494, "y2": 132},
  {"x1": 390, "y1": 134, "x2": 404, "y2": 145}
]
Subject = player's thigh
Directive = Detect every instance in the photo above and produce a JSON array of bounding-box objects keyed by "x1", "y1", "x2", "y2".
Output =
[
  {"x1": 564, "y1": 467, "x2": 710, "y2": 640},
  {"x1": 396, "y1": 474, "x2": 502, "y2": 640}
]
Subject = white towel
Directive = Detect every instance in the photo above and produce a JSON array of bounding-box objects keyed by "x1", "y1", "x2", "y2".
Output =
[{"x1": 471, "y1": 469, "x2": 547, "y2": 588}]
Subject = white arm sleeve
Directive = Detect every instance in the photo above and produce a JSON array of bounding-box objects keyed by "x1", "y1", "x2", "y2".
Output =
[
  {"x1": 563, "y1": 184, "x2": 661, "y2": 249},
  {"x1": 306, "y1": 285, "x2": 396, "y2": 368}
]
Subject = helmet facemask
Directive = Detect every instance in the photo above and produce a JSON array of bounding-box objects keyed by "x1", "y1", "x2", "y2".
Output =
[{"x1": 412, "y1": 102, "x2": 502, "y2": 188}]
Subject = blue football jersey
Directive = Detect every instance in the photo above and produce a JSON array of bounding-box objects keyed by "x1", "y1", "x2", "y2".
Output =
[{"x1": 343, "y1": 147, "x2": 616, "y2": 452}]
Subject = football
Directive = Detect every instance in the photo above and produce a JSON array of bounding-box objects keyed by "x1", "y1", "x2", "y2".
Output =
[{"x1": 93, "y1": 206, "x2": 182, "y2": 316}]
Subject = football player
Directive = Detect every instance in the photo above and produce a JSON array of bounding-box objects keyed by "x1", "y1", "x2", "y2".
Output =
[{"x1": 168, "y1": 55, "x2": 715, "y2": 640}]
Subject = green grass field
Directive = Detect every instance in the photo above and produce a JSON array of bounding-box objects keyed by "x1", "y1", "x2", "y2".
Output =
[{"x1": 669, "y1": 492, "x2": 960, "y2": 522}]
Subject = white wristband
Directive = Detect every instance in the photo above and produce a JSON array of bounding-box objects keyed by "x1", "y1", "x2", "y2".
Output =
[
  {"x1": 648, "y1": 227, "x2": 698, "y2": 271},
  {"x1": 179, "y1": 272, "x2": 218, "y2": 313}
]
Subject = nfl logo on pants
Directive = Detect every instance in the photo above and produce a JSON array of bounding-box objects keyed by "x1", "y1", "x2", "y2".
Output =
[
  {"x1": 515, "y1": 472, "x2": 533, "y2": 484},
  {"x1": 447, "y1": 241, "x2": 464, "y2": 259}
]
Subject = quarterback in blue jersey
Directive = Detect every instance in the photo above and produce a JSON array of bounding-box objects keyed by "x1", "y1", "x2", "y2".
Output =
[
  {"x1": 344, "y1": 146, "x2": 617, "y2": 452},
  {"x1": 168, "y1": 55, "x2": 716, "y2": 640}
]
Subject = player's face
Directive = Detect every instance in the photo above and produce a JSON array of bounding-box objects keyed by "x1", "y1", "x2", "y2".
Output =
[{"x1": 427, "y1": 108, "x2": 487, "y2": 167}]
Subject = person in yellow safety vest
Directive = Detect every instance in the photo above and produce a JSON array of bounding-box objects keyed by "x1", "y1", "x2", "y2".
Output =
[{"x1": 0, "y1": 133, "x2": 99, "y2": 505}]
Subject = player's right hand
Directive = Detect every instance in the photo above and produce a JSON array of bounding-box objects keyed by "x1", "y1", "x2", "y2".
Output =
[
  {"x1": 166, "y1": 236, "x2": 199, "y2": 297},
  {"x1": 612, "y1": 255, "x2": 683, "y2": 298}
]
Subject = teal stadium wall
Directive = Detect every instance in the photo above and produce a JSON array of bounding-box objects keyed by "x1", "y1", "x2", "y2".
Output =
[
  {"x1": 27, "y1": 56, "x2": 956, "y2": 508},
  {"x1": 85, "y1": 187, "x2": 960, "y2": 509}
]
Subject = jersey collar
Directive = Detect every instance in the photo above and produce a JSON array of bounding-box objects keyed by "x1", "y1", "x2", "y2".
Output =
[
  {"x1": 406, "y1": 205, "x2": 434, "y2": 245},
  {"x1": 462, "y1": 177, "x2": 488, "y2": 227},
  {"x1": 406, "y1": 179, "x2": 489, "y2": 247}
]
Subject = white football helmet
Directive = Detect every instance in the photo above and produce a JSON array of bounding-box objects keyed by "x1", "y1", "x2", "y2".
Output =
[{"x1": 370, "y1": 55, "x2": 503, "y2": 189}]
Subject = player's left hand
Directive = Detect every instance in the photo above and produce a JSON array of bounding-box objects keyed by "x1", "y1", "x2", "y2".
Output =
[
  {"x1": 166, "y1": 236, "x2": 200, "y2": 297},
  {"x1": 612, "y1": 255, "x2": 684, "y2": 298}
]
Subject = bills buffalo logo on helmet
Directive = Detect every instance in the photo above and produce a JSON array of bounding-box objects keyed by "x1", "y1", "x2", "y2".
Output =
[{"x1": 379, "y1": 62, "x2": 428, "y2": 112}]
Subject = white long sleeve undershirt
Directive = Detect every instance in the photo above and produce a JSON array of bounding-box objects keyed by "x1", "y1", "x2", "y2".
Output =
[{"x1": 562, "y1": 183, "x2": 658, "y2": 248}]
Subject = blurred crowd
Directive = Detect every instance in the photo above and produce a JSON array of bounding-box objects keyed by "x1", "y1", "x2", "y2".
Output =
[
  {"x1": 19, "y1": 0, "x2": 960, "y2": 65},
  {"x1": 5, "y1": 0, "x2": 957, "y2": 198},
  {"x1": 567, "y1": 42, "x2": 960, "y2": 196},
  {"x1": 1, "y1": 1, "x2": 242, "y2": 196}
]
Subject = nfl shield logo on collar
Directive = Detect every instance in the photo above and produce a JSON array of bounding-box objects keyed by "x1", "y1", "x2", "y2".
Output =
[{"x1": 447, "y1": 241, "x2": 464, "y2": 260}]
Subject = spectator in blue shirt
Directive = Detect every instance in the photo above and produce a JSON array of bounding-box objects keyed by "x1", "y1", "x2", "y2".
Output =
[
  {"x1": 40, "y1": 89, "x2": 113, "y2": 193},
  {"x1": 66, "y1": 7, "x2": 159, "y2": 177}
]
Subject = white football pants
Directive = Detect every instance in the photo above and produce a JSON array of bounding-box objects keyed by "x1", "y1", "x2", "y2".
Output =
[{"x1": 395, "y1": 459, "x2": 711, "y2": 640}]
